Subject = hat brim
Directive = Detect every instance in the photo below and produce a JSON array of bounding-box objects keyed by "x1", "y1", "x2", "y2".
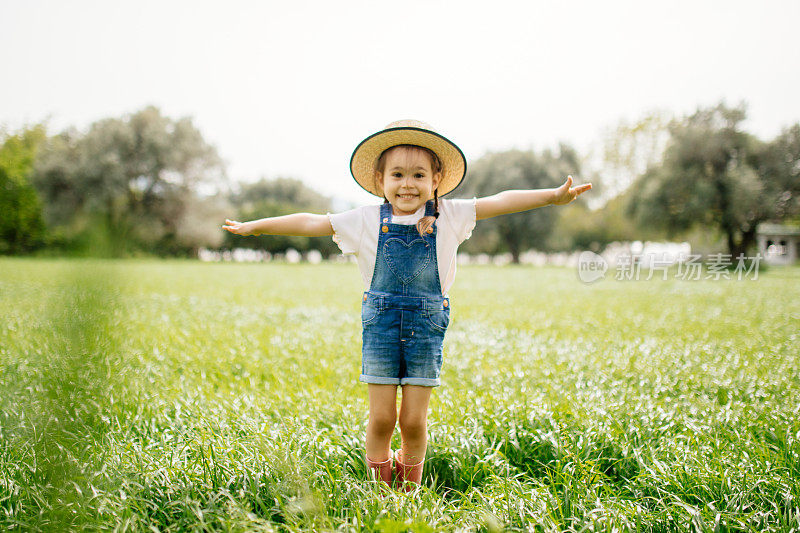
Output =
[{"x1": 350, "y1": 127, "x2": 467, "y2": 198}]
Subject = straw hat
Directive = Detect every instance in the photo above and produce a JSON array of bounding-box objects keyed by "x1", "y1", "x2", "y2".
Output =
[{"x1": 350, "y1": 119, "x2": 467, "y2": 198}]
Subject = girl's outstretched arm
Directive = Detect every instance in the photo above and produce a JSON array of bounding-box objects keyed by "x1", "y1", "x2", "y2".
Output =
[
  {"x1": 221, "y1": 213, "x2": 334, "y2": 237},
  {"x1": 475, "y1": 175, "x2": 592, "y2": 221}
]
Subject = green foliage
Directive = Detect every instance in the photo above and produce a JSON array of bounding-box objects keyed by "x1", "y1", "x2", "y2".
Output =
[
  {"x1": 599, "y1": 109, "x2": 672, "y2": 202},
  {"x1": 2, "y1": 259, "x2": 797, "y2": 530},
  {"x1": 29, "y1": 106, "x2": 228, "y2": 257},
  {"x1": 756, "y1": 123, "x2": 800, "y2": 220},
  {"x1": 628, "y1": 101, "x2": 800, "y2": 257},
  {"x1": 225, "y1": 176, "x2": 339, "y2": 255},
  {"x1": 548, "y1": 194, "x2": 664, "y2": 252},
  {"x1": 0, "y1": 125, "x2": 48, "y2": 254},
  {"x1": 8, "y1": 103, "x2": 799, "y2": 261},
  {"x1": 453, "y1": 145, "x2": 582, "y2": 261}
]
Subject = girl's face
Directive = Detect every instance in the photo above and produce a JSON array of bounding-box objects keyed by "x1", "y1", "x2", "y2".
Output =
[{"x1": 376, "y1": 147, "x2": 442, "y2": 216}]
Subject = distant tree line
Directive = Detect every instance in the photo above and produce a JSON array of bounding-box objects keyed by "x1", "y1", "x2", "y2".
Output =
[
  {"x1": 450, "y1": 102, "x2": 799, "y2": 261},
  {"x1": 1, "y1": 102, "x2": 798, "y2": 260},
  {"x1": 0, "y1": 106, "x2": 339, "y2": 258}
]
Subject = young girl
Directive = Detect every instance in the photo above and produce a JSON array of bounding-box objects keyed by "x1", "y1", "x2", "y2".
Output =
[{"x1": 222, "y1": 119, "x2": 591, "y2": 492}]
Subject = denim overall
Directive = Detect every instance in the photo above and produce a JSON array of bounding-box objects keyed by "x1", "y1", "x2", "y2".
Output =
[{"x1": 360, "y1": 200, "x2": 450, "y2": 387}]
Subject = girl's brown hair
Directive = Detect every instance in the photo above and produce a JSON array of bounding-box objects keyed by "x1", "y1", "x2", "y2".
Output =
[{"x1": 374, "y1": 144, "x2": 443, "y2": 237}]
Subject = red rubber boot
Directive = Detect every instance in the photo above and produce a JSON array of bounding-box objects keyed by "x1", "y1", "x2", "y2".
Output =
[
  {"x1": 392, "y1": 448, "x2": 424, "y2": 492},
  {"x1": 365, "y1": 452, "x2": 394, "y2": 491}
]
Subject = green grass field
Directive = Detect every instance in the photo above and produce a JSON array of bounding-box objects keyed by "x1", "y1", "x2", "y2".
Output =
[{"x1": 1, "y1": 257, "x2": 799, "y2": 531}]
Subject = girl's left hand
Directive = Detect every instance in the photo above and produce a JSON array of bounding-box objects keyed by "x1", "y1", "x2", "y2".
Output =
[{"x1": 551, "y1": 175, "x2": 592, "y2": 205}]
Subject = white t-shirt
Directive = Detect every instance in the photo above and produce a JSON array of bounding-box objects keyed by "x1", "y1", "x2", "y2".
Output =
[{"x1": 327, "y1": 197, "x2": 477, "y2": 295}]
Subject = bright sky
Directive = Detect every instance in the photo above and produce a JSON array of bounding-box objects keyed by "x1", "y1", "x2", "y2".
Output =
[{"x1": 3, "y1": 0, "x2": 799, "y2": 210}]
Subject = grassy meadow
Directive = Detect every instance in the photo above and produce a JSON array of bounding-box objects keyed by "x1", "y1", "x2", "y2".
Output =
[{"x1": 1, "y1": 257, "x2": 799, "y2": 531}]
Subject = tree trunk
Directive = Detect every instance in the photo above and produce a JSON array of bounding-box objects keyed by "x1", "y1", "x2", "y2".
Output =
[{"x1": 726, "y1": 226, "x2": 758, "y2": 259}]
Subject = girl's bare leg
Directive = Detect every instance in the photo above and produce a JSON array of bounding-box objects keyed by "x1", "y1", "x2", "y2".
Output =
[
  {"x1": 365, "y1": 384, "x2": 398, "y2": 461},
  {"x1": 398, "y1": 384, "x2": 433, "y2": 464}
]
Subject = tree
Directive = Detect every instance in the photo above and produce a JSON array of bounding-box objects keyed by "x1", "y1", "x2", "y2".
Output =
[
  {"x1": 550, "y1": 192, "x2": 665, "y2": 252},
  {"x1": 224, "y1": 176, "x2": 338, "y2": 255},
  {"x1": 0, "y1": 125, "x2": 48, "y2": 254},
  {"x1": 598, "y1": 109, "x2": 672, "y2": 204},
  {"x1": 452, "y1": 144, "x2": 582, "y2": 262},
  {"x1": 755, "y1": 123, "x2": 800, "y2": 221},
  {"x1": 31, "y1": 106, "x2": 227, "y2": 256},
  {"x1": 629, "y1": 101, "x2": 800, "y2": 258}
]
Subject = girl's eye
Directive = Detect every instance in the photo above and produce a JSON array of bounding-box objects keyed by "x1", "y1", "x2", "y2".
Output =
[
  {"x1": 392, "y1": 173, "x2": 402, "y2": 178},
  {"x1": 415, "y1": 174, "x2": 424, "y2": 178}
]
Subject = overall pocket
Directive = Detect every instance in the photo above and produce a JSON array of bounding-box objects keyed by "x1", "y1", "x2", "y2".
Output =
[
  {"x1": 361, "y1": 300, "x2": 380, "y2": 326},
  {"x1": 383, "y1": 237, "x2": 432, "y2": 284},
  {"x1": 426, "y1": 305, "x2": 450, "y2": 333}
]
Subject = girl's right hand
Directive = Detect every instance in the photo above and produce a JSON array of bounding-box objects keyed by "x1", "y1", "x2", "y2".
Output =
[{"x1": 222, "y1": 219, "x2": 257, "y2": 236}]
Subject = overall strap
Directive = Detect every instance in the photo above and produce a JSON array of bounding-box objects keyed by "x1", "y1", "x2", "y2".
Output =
[
  {"x1": 424, "y1": 199, "x2": 436, "y2": 221},
  {"x1": 380, "y1": 202, "x2": 391, "y2": 221}
]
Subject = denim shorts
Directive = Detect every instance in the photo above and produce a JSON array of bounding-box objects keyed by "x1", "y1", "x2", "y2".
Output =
[{"x1": 360, "y1": 291, "x2": 450, "y2": 387}]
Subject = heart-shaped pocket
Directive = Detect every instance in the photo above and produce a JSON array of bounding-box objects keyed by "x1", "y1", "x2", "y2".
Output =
[{"x1": 383, "y1": 237, "x2": 432, "y2": 284}]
